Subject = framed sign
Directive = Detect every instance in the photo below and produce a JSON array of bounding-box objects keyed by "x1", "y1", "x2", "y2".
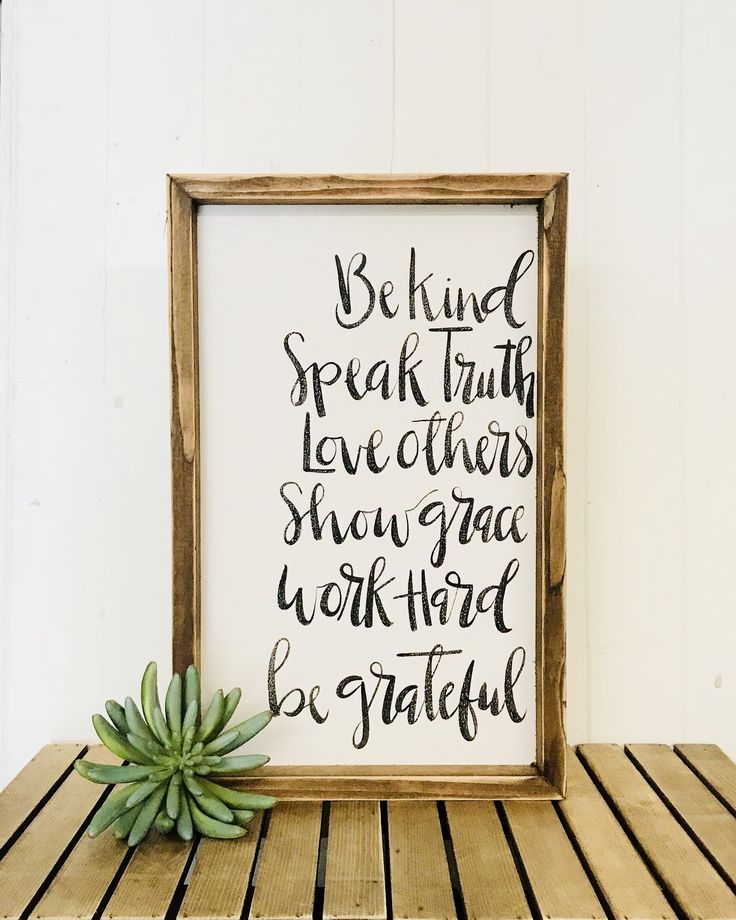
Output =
[{"x1": 168, "y1": 174, "x2": 566, "y2": 799}]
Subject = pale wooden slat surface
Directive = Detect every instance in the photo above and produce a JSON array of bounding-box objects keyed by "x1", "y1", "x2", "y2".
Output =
[
  {"x1": 628, "y1": 744, "x2": 736, "y2": 886},
  {"x1": 504, "y1": 800, "x2": 606, "y2": 920},
  {"x1": 445, "y1": 801, "x2": 531, "y2": 920},
  {"x1": 0, "y1": 745, "x2": 84, "y2": 853},
  {"x1": 102, "y1": 834, "x2": 193, "y2": 920},
  {"x1": 1, "y1": 743, "x2": 735, "y2": 920},
  {"x1": 0, "y1": 746, "x2": 117, "y2": 920},
  {"x1": 580, "y1": 744, "x2": 736, "y2": 919},
  {"x1": 675, "y1": 744, "x2": 736, "y2": 814},
  {"x1": 560, "y1": 749, "x2": 675, "y2": 920},
  {"x1": 33, "y1": 803, "x2": 128, "y2": 920},
  {"x1": 388, "y1": 801, "x2": 456, "y2": 920},
  {"x1": 249, "y1": 802, "x2": 323, "y2": 920},
  {"x1": 178, "y1": 813, "x2": 263, "y2": 920},
  {"x1": 323, "y1": 801, "x2": 386, "y2": 920}
]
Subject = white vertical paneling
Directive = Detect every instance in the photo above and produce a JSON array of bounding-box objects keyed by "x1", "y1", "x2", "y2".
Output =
[
  {"x1": 101, "y1": 0, "x2": 204, "y2": 704},
  {"x1": 203, "y1": 2, "x2": 300, "y2": 172},
  {"x1": 280, "y1": 0, "x2": 394, "y2": 172},
  {"x1": 682, "y1": 0, "x2": 736, "y2": 754},
  {"x1": 393, "y1": 0, "x2": 489, "y2": 170},
  {"x1": 0, "y1": 0, "x2": 16, "y2": 780},
  {"x1": 488, "y1": 0, "x2": 588, "y2": 742},
  {"x1": 2, "y1": 1, "x2": 736, "y2": 782},
  {"x1": 10, "y1": 1, "x2": 109, "y2": 384},
  {"x1": 203, "y1": 1, "x2": 393, "y2": 173},
  {"x1": 584, "y1": 1, "x2": 684, "y2": 741},
  {"x1": 1, "y1": 0, "x2": 110, "y2": 783},
  {"x1": 4, "y1": 385, "x2": 105, "y2": 779}
]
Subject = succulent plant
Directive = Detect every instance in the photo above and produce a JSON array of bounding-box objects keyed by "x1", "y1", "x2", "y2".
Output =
[{"x1": 75, "y1": 661, "x2": 276, "y2": 845}]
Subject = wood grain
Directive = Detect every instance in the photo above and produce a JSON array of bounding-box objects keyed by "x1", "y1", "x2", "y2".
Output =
[
  {"x1": 0, "y1": 745, "x2": 83, "y2": 853},
  {"x1": 169, "y1": 173, "x2": 567, "y2": 798},
  {"x1": 168, "y1": 173, "x2": 200, "y2": 677},
  {"x1": 388, "y1": 802, "x2": 455, "y2": 920},
  {"x1": 227, "y1": 773, "x2": 561, "y2": 800},
  {"x1": 675, "y1": 744, "x2": 736, "y2": 814},
  {"x1": 323, "y1": 802, "x2": 386, "y2": 920},
  {"x1": 579, "y1": 744, "x2": 736, "y2": 919},
  {"x1": 504, "y1": 800, "x2": 606, "y2": 920},
  {"x1": 178, "y1": 813, "x2": 262, "y2": 920},
  {"x1": 0, "y1": 746, "x2": 117, "y2": 920},
  {"x1": 559, "y1": 749, "x2": 674, "y2": 919},
  {"x1": 33, "y1": 799, "x2": 128, "y2": 920},
  {"x1": 445, "y1": 801, "x2": 530, "y2": 920},
  {"x1": 171, "y1": 173, "x2": 564, "y2": 204},
  {"x1": 1, "y1": 743, "x2": 736, "y2": 920},
  {"x1": 628, "y1": 743, "x2": 736, "y2": 885},
  {"x1": 102, "y1": 834, "x2": 193, "y2": 920},
  {"x1": 537, "y1": 176, "x2": 568, "y2": 795},
  {"x1": 249, "y1": 803, "x2": 322, "y2": 920}
]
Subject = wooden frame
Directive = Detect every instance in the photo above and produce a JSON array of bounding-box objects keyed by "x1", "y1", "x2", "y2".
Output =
[{"x1": 168, "y1": 174, "x2": 567, "y2": 799}]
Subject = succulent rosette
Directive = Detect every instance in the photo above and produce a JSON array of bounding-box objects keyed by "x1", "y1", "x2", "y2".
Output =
[{"x1": 75, "y1": 661, "x2": 276, "y2": 845}]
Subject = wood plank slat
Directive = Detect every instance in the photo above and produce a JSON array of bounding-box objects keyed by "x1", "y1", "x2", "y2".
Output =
[
  {"x1": 388, "y1": 802, "x2": 456, "y2": 920},
  {"x1": 102, "y1": 834, "x2": 193, "y2": 920},
  {"x1": 579, "y1": 744, "x2": 736, "y2": 919},
  {"x1": 445, "y1": 801, "x2": 531, "y2": 920},
  {"x1": 173, "y1": 173, "x2": 565, "y2": 205},
  {"x1": 675, "y1": 744, "x2": 736, "y2": 815},
  {"x1": 504, "y1": 800, "x2": 606, "y2": 920},
  {"x1": 0, "y1": 745, "x2": 84, "y2": 852},
  {"x1": 628, "y1": 744, "x2": 736, "y2": 887},
  {"x1": 559, "y1": 750, "x2": 675, "y2": 919},
  {"x1": 178, "y1": 813, "x2": 263, "y2": 920},
  {"x1": 0, "y1": 746, "x2": 118, "y2": 920},
  {"x1": 323, "y1": 802, "x2": 386, "y2": 920},
  {"x1": 249, "y1": 802, "x2": 323, "y2": 920},
  {"x1": 33, "y1": 796, "x2": 129, "y2": 920}
]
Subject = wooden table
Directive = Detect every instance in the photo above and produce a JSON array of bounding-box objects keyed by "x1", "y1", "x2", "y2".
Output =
[{"x1": 0, "y1": 744, "x2": 734, "y2": 920}]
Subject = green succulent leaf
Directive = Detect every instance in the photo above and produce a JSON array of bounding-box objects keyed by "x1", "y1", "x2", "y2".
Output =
[
  {"x1": 126, "y1": 732, "x2": 166, "y2": 764},
  {"x1": 181, "y1": 700, "x2": 198, "y2": 735},
  {"x1": 155, "y1": 809, "x2": 175, "y2": 834},
  {"x1": 189, "y1": 794, "x2": 246, "y2": 839},
  {"x1": 141, "y1": 661, "x2": 163, "y2": 743},
  {"x1": 216, "y1": 687, "x2": 242, "y2": 734},
  {"x1": 92, "y1": 715, "x2": 151, "y2": 765},
  {"x1": 75, "y1": 762, "x2": 155, "y2": 784},
  {"x1": 126, "y1": 779, "x2": 165, "y2": 808},
  {"x1": 165, "y1": 673, "x2": 183, "y2": 740},
  {"x1": 197, "y1": 778, "x2": 276, "y2": 811},
  {"x1": 88, "y1": 782, "x2": 145, "y2": 837},
  {"x1": 207, "y1": 754, "x2": 270, "y2": 774},
  {"x1": 80, "y1": 662, "x2": 276, "y2": 846},
  {"x1": 195, "y1": 791, "x2": 235, "y2": 823},
  {"x1": 183, "y1": 772, "x2": 204, "y2": 797},
  {"x1": 232, "y1": 809, "x2": 256, "y2": 827},
  {"x1": 152, "y1": 707, "x2": 172, "y2": 748},
  {"x1": 177, "y1": 791, "x2": 194, "y2": 841},
  {"x1": 128, "y1": 782, "x2": 167, "y2": 846},
  {"x1": 124, "y1": 697, "x2": 158, "y2": 746},
  {"x1": 204, "y1": 711, "x2": 273, "y2": 756},
  {"x1": 112, "y1": 802, "x2": 145, "y2": 839},
  {"x1": 105, "y1": 700, "x2": 129, "y2": 736},
  {"x1": 197, "y1": 689, "x2": 225, "y2": 743},
  {"x1": 184, "y1": 665, "x2": 200, "y2": 720},
  {"x1": 201, "y1": 729, "x2": 239, "y2": 756}
]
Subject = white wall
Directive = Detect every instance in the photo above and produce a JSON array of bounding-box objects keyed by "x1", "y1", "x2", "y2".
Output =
[{"x1": 1, "y1": 0, "x2": 734, "y2": 785}]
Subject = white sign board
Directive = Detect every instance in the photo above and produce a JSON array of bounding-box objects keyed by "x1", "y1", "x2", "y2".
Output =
[{"x1": 168, "y1": 175, "x2": 566, "y2": 798}]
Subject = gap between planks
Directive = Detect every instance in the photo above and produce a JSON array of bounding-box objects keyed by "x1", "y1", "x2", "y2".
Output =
[
  {"x1": 579, "y1": 743, "x2": 736, "y2": 919},
  {"x1": 1, "y1": 745, "x2": 736, "y2": 920}
]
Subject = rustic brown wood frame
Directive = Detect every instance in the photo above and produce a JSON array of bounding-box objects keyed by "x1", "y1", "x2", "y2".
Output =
[{"x1": 168, "y1": 173, "x2": 567, "y2": 800}]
